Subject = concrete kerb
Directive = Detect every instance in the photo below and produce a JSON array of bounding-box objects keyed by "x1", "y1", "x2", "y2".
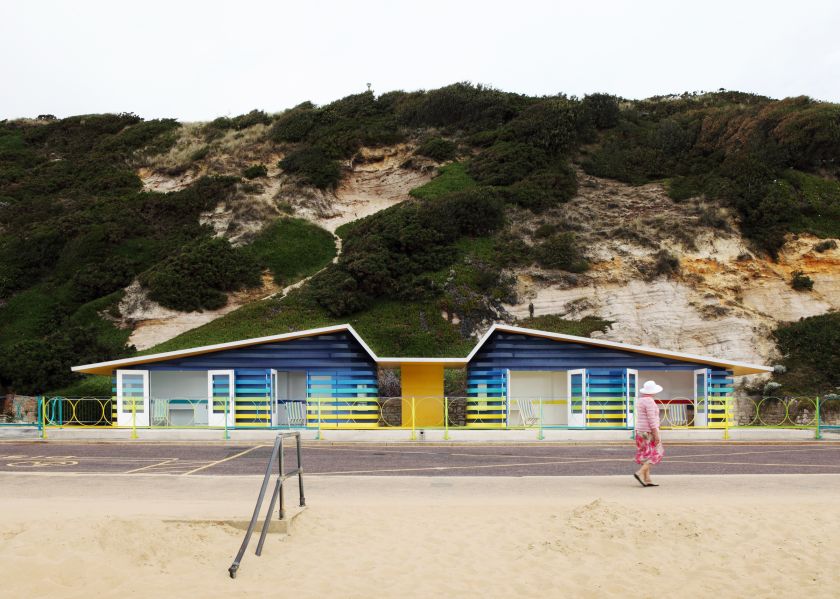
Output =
[{"x1": 0, "y1": 426, "x2": 821, "y2": 442}]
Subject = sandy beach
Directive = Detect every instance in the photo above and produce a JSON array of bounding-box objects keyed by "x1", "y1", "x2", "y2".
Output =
[{"x1": 1, "y1": 473, "x2": 839, "y2": 598}]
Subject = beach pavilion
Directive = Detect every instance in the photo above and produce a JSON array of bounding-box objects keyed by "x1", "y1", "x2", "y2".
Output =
[{"x1": 70, "y1": 324, "x2": 772, "y2": 430}]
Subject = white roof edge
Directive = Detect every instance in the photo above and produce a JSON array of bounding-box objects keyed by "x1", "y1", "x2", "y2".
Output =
[
  {"x1": 468, "y1": 324, "x2": 773, "y2": 373},
  {"x1": 71, "y1": 324, "x2": 377, "y2": 372}
]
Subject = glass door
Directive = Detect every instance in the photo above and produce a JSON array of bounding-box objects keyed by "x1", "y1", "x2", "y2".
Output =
[
  {"x1": 693, "y1": 368, "x2": 709, "y2": 427},
  {"x1": 116, "y1": 370, "x2": 149, "y2": 427},
  {"x1": 567, "y1": 369, "x2": 586, "y2": 427},
  {"x1": 207, "y1": 370, "x2": 234, "y2": 427}
]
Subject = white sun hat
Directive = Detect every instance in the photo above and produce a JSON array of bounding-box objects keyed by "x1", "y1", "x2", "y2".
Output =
[{"x1": 639, "y1": 380, "x2": 663, "y2": 395}]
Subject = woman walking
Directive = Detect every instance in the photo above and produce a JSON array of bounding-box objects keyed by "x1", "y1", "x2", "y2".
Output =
[{"x1": 634, "y1": 380, "x2": 664, "y2": 487}]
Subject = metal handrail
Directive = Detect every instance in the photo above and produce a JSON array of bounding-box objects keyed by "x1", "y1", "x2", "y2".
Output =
[{"x1": 228, "y1": 432, "x2": 305, "y2": 579}]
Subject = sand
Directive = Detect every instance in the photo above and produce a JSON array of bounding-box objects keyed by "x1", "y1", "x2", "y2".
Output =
[{"x1": 1, "y1": 473, "x2": 839, "y2": 598}]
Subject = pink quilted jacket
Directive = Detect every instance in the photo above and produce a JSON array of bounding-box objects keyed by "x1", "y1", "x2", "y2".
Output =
[{"x1": 636, "y1": 394, "x2": 660, "y2": 432}]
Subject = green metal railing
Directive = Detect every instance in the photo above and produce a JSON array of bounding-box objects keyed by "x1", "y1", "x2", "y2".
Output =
[{"x1": 6, "y1": 394, "x2": 837, "y2": 440}]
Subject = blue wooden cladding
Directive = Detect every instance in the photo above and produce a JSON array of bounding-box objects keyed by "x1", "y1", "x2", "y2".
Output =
[
  {"x1": 470, "y1": 332, "x2": 710, "y2": 371},
  {"x1": 465, "y1": 368, "x2": 507, "y2": 427}
]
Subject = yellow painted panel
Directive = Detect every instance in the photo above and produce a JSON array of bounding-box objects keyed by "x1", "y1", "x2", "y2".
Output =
[{"x1": 401, "y1": 363, "x2": 445, "y2": 427}]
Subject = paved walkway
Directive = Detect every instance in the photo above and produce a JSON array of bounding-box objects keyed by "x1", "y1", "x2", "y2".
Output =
[{"x1": 0, "y1": 441, "x2": 838, "y2": 476}]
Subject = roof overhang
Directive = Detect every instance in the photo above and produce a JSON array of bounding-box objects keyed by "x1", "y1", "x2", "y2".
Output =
[
  {"x1": 71, "y1": 323, "x2": 773, "y2": 377},
  {"x1": 467, "y1": 324, "x2": 773, "y2": 376},
  {"x1": 71, "y1": 324, "x2": 378, "y2": 375}
]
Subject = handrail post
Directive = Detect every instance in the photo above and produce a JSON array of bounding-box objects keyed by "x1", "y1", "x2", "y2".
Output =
[
  {"x1": 444, "y1": 396, "x2": 450, "y2": 441},
  {"x1": 296, "y1": 433, "x2": 306, "y2": 507},
  {"x1": 278, "y1": 436, "x2": 286, "y2": 520},
  {"x1": 410, "y1": 396, "x2": 416, "y2": 441},
  {"x1": 815, "y1": 396, "x2": 822, "y2": 440},
  {"x1": 538, "y1": 397, "x2": 544, "y2": 440}
]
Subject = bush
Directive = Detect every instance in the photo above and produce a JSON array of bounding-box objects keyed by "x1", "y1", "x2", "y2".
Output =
[
  {"x1": 269, "y1": 105, "x2": 317, "y2": 143},
  {"x1": 503, "y1": 99, "x2": 588, "y2": 154},
  {"x1": 279, "y1": 147, "x2": 342, "y2": 189},
  {"x1": 467, "y1": 142, "x2": 548, "y2": 186},
  {"x1": 140, "y1": 238, "x2": 261, "y2": 311},
  {"x1": 773, "y1": 313, "x2": 840, "y2": 393},
  {"x1": 505, "y1": 162, "x2": 577, "y2": 212},
  {"x1": 415, "y1": 137, "x2": 457, "y2": 161},
  {"x1": 242, "y1": 163, "x2": 268, "y2": 179},
  {"x1": 246, "y1": 218, "x2": 336, "y2": 285},
  {"x1": 814, "y1": 239, "x2": 837, "y2": 252},
  {"x1": 651, "y1": 249, "x2": 680, "y2": 278},
  {"x1": 791, "y1": 270, "x2": 814, "y2": 291},
  {"x1": 582, "y1": 93, "x2": 621, "y2": 129},
  {"x1": 534, "y1": 233, "x2": 588, "y2": 272}
]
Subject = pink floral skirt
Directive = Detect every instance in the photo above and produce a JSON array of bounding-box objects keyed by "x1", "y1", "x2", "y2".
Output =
[{"x1": 635, "y1": 432, "x2": 664, "y2": 465}]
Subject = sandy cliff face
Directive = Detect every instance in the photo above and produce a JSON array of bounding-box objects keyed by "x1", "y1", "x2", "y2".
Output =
[
  {"x1": 131, "y1": 139, "x2": 838, "y2": 364},
  {"x1": 505, "y1": 172, "x2": 840, "y2": 366}
]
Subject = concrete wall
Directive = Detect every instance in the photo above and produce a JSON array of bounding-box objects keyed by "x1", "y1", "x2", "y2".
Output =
[
  {"x1": 150, "y1": 371, "x2": 207, "y2": 399},
  {"x1": 637, "y1": 370, "x2": 694, "y2": 399},
  {"x1": 509, "y1": 371, "x2": 568, "y2": 426}
]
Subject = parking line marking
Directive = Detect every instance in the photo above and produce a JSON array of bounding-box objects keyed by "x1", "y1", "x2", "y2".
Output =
[
  {"x1": 124, "y1": 458, "x2": 178, "y2": 474},
  {"x1": 181, "y1": 445, "x2": 264, "y2": 476}
]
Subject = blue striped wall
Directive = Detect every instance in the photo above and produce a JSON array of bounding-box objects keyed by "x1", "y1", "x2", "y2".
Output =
[
  {"x1": 468, "y1": 332, "x2": 711, "y2": 371},
  {"x1": 127, "y1": 332, "x2": 376, "y2": 372}
]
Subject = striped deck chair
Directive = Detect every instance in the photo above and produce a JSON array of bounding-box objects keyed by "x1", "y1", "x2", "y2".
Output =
[
  {"x1": 284, "y1": 400, "x2": 307, "y2": 427},
  {"x1": 515, "y1": 398, "x2": 539, "y2": 427}
]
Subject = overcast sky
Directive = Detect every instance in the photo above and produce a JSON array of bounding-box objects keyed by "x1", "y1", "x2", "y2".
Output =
[{"x1": 3, "y1": 0, "x2": 840, "y2": 121}]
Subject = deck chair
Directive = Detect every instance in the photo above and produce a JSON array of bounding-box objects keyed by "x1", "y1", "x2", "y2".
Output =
[
  {"x1": 284, "y1": 400, "x2": 307, "y2": 427},
  {"x1": 664, "y1": 403, "x2": 688, "y2": 426},
  {"x1": 515, "y1": 398, "x2": 539, "y2": 427}
]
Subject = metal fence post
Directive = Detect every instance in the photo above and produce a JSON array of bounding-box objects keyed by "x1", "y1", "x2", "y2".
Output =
[
  {"x1": 224, "y1": 396, "x2": 230, "y2": 441},
  {"x1": 815, "y1": 396, "x2": 822, "y2": 440},
  {"x1": 131, "y1": 399, "x2": 138, "y2": 440},
  {"x1": 316, "y1": 399, "x2": 322, "y2": 441},
  {"x1": 410, "y1": 397, "x2": 416, "y2": 441},
  {"x1": 538, "y1": 397, "x2": 544, "y2": 440},
  {"x1": 296, "y1": 434, "x2": 306, "y2": 507},
  {"x1": 723, "y1": 396, "x2": 730, "y2": 441},
  {"x1": 37, "y1": 396, "x2": 45, "y2": 439},
  {"x1": 444, "y1": 396, "x2": 450, "y2": 441}
]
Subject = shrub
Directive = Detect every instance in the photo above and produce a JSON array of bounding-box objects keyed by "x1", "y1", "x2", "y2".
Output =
[
  {"x1": 534, "y1": 233, "x2": 588, "y2": 272},
  {"x1": 503, "y1": 99, "x2": 588, "y2": 154},
  {"x1": 242, "y1": 163, "x2": 268, "y2": 179},
  {"x1": 814, "y1": 239, "x2": 837, "y2": 252},
  {"x1": 246, "y1": 218, "x2": 336, "y2": 285},
  {"x1": 140, "y1": 237, "x2": 261, "y2": 311},
  {"x1": 651, "y1": 249, "x2": 680, "y2": 277},
  {"x1": 790, "y1": 270, "x2": 814, "y2": 291},
  {"x1": 582, "y1": 93, "x2": 621, "y2": 129},
  {"x1": 773, "y1": 313, "x2": 840, "y2": 393},
  {"x1": 506, "y1": 162, "x2": 577, "y2": 212},
  {"x1": 415, "y1": 137, "x2": 457, "y2": 161},
  {"x1": 190, "y1": 146, "x2": 210, "y2": 161},
  {"x1": 467, "y1": 142, "x2": 548, "y2": 186},
  {"x1": 269, "y1": 105, "x2": 317, "y2": 143},
  {"x1": 279, "y1": 147, "x2": 342, "y2": 189}
]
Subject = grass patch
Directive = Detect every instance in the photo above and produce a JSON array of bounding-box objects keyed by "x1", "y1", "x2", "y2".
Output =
[
  {"x1": 514, "y1": 315, "x2": 613, "y2": 337},
  {"x1": 409, "y1": 163, "x2": 476, "y2": 200},
  {"x1": 146, "y1": 288, "x2": 472, "y2": 358},
  {"x1": 247, "y1": 218, "x2": 337, "y2": 286}
]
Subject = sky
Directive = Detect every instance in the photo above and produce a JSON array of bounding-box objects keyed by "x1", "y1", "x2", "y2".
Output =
[{"x1": 2, "y1": 0, "x2": 840, "y2": 121}]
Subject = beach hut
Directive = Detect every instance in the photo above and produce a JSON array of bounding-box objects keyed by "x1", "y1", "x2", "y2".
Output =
[
  {"x1": 71, "y1": 325, "x2": 380, "y2": 428},
  {"x1": 463, "y1": 325, "x2": 772, "y2": 428},
  {"x1": 70, "y1": 323, "x2": 771, "y2": 430}
]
